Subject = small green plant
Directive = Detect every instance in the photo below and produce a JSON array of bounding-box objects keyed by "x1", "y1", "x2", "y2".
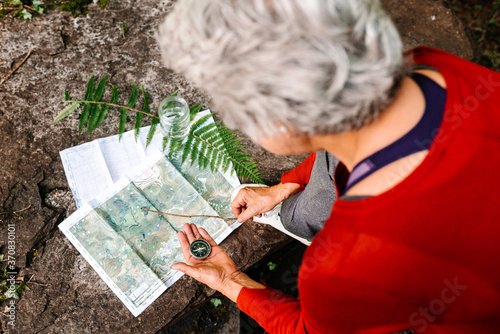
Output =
[
  {"x1": 210, "y1": 297, "x2": 222, "y2": 308},
  {"x1": 54, "y1": 75, "x2": 264, "y2": 184},
  {"x1": 267, "y1": 262, "x2": 277, "y2": 271},
  {"x1": 119, "y1": 22, "x2": 126, "y2": 38},
  {"x1": 0, "y1": 255, "x2": 30, "y2": 302},
  {"x1": 58, "y1": 0, "x2": 108, "y2": 17},
  {"x1": 0, "y1": 0, "x2": 109, "y2": 20}
]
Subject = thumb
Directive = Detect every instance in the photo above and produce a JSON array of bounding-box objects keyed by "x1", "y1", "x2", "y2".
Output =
[
  {"x1": 238, "y1": 202, "x2": 264, "y2": 222},
  {"x1": 172, "y1": 262, "x2": 200, "y2": 279}
]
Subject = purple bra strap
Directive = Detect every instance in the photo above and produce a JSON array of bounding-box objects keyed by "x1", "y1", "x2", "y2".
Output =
[{"x1": 343, "y1": 73, "x2": 446, "y2": 195}]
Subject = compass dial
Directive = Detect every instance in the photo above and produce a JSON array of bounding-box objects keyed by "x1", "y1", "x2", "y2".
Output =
[{"x1": 189, "y1": 239, "x2": 211, "y2": 259}]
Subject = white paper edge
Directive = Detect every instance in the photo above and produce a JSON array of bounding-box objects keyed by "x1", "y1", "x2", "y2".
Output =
[
  {"x1": 60, "y1": 141, "x2": 114, "y2": 208},
  {"x1": 97, "y1": 129, "x2": 147, "y2": 183}
]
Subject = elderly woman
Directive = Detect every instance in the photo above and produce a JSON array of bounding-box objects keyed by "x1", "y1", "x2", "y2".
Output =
[{"x1": 157, "y1": 0, "x2": 500, "y2": 333}]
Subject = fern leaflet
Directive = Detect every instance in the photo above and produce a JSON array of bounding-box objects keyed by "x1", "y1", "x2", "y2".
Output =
[
  {"x1": 119, "y1": 84, "x2": 139, "y2": 139},
  {"x1": 78, "y1": 75, "x2": 94, "y2": 134},
  {"x1": 96, "y1": 84, "x2": 118, "y2": 129},
  {"x1": 87, "y1": 75, "x2": 108, "y2": 134},
  {"x1": 52, "y1": 102, "x2": 81, "y2": 124}
]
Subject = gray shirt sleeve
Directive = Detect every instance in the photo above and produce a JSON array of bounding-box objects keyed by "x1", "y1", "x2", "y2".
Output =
[{"x1": 280, "y1": 151, "x2": 339, "y2": 239}]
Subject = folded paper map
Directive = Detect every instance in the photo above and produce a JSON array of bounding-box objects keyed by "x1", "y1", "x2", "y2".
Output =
[{"x1": 59, "y1": 111, "x2": 240, "y2": 316}]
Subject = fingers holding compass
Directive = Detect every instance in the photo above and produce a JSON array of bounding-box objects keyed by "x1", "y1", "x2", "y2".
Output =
[
  {"x1": 183, "y1": 223, "x2": 201, "y2": 243},
  {"x1": 177, "y1": 228, "x2": 192, "y2": 261},
  {"x1": 178, "y1": 223, "x2": 215, "y2": 261},
  {"x1": 173, "y1": 223, "x2": 243, "y2": 294},
  {"x1": 198, "y1": 226, "x2": 217, "y2": 248}
]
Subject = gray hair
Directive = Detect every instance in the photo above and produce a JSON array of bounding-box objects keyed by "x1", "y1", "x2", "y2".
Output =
[{"x1": 156, "y1": 0, "x2": 404, "y2": 139}]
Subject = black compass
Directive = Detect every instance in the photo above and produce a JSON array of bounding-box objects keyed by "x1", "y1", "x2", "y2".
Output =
[{"x1": 189, "y1": 239, "x2": 211, "y2": 259}]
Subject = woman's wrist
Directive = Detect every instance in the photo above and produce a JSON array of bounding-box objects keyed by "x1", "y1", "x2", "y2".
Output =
[
  {"x1": 273, "y1": 182, "x2": 301, "y2": 202},
  {"x1": 220, "y1": 271, "x2": 266, "y2": 303}
]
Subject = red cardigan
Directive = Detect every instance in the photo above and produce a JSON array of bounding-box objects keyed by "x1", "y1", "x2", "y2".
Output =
[{"x1": 236, "y1": 47, "x2": 500, "y2": 333}]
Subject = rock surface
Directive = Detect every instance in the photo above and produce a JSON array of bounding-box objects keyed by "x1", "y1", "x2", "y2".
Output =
[{"x1": 0, "y1": 0, "x2": 473, "y2": 333}]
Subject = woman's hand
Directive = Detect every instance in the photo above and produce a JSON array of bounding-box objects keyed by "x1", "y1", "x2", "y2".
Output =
[
  {"x1": 231, "y1": 183, "x2": 301, "y2": 222},
  {"x1": 172, "y1": 223, "x2": 265, "y2": 302}
]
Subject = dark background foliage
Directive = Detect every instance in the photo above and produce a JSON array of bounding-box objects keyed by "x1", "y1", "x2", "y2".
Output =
[{"x1": 444, "y1": 0, "x2": 500, "y2": 70}]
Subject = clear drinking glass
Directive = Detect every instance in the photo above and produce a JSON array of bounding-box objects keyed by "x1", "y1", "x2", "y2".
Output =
[{"x1": 158, "y1": 96, "x2": 190, "y2": 139}]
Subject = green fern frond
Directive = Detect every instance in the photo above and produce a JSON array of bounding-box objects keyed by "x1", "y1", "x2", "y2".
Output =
[
  {"x1": 146, "y1": 118, "x2": 159, "y2": 148},
  {"x1": 214, "y1": 148, "x2": 224, "y2": 172},
  {"x1": 189, "y1": 103, "x2": 202, "y2": 122},
  {"x1": 189, "y1": 138, "x2": 200, "y2": 166},
  {"x1": 144, "y1": 89, "x2": 160, "y2": 147},
  {"x1": 169, "y1": 139, "x2": 184, "y2": 159},
  {"x1": 134, "y1": 112, "x2": 143, "y2": 139},
  {"x1": 95, "y1": 84, "x2": 119, "y2": 129},
  {"x1": 93, "y1": 75, "x2": 108, "y2": 101},
  {"x1": 182, "y1": 134, "x2": 194, "y2": 163},
  {"x1": 191, "y1": 113, "x2": 214, "y2": 132},
  {"x1": 199, "y1": 123, "x2": 222, "y2": 142},
  {"x1": 162, "y1": 136, "x2": 169, "y2": 152},
  {"x1": 57, "y1": 74, "x2": 264, "y2": 184},
  {"x1": 188, "y1": 124, "x2": 264, "y2": 183},
  {"x1": 87, "y1": 75, "x2": 108, "y2": 134},
  {"x1": 193, "y1": 122, "x2": 217, "y2": 137},
  {"x1": 119, "y1": 107, "x2": 127, "y2": 139},
  {"x1": 134, "y1": 86, "x2": 148, "y2": 140},
  {"x1": 78, "y1": 75, "x2": 95, "y2": 134},
  {"x1": 119, "y1": 84, "x2": 139, "y2": 139},
  {"x1": 52, "y1": 102, "x2": 81, "y2": 124}
]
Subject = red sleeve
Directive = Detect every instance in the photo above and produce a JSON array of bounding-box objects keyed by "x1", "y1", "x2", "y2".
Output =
[
  {"x1": 280, "y1": 152, "x2": 316, "y2": 191},
  {"x1": 237, "y1": 287, "x2": 307, "y2": 334}
]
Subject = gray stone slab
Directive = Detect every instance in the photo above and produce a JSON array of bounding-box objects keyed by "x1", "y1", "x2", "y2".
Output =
[{"x1": 0, "y1": 0, "x2": 473, "y2": 333}]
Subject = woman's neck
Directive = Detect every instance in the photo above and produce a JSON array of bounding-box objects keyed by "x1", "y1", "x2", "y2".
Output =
[{"x1": 310, "y1": 75, "x2": 427, "y2": 172}]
